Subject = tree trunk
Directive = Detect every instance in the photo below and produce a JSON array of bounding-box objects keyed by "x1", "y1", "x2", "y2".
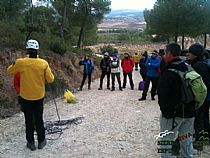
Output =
[
  {"x1": 60, "y1": 0, "x2": 67, "y2": 39},
  {"x1": 182, "y1": 34, "x2": 185, "y2": 50},
  {"x1": 77, "y1": 4, "x2": 88, "y2": 48},
  {"x1": 167, "y1": 36, "x2": 170, "y2": 44},
  {"x1": 77, "y1": 19, "x2": 86, "y2": 48},
  {"x1": 204, "y1": 33, "x2": 207, "y2": 48}
]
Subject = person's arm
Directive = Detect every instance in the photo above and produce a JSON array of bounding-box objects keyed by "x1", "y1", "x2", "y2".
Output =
[
  {"x1": 131, "y1": 58, "x2": 134, "y2": 68},
  {"x1": 100, "y1": 59, "x2": 103, "y2": 69},
  {"x1": 91, "y1": 60, "x2": 94, "y2": 72},
  {"x1": 150, "y1": 58, "x2": 161, "y2": 68},
  {"x1": 79, "y1": 60, "x2": 84, "y2": 65},
  {"x1": 7, "y1": 60, "x2": 20, "y2": 75},
  {"x1": 45, "y1": 64, "x2": 54, "y2": 83},
  {"x1": 121, "y1": 59, "x2": 124, "y2": 69}
]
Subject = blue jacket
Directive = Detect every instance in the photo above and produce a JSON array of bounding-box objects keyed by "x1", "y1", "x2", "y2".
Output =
[
  {"x1": 79, "y1": 59, "x2": 94, "y2": 75},
  {"x1": 145, "y1": 56, "x2": 160, "y2": 77}
]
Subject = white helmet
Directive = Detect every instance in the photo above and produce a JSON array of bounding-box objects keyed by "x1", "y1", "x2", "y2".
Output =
[{"x1": 26, "y1": 39, "x2": 39, "y2": 50}]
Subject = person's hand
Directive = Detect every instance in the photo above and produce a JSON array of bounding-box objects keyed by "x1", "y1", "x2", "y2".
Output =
[{"x1": 148, "y1": 63, "x2": 151, "y2": 66}]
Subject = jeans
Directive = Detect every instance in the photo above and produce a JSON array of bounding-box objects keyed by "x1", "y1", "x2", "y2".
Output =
[
  {"x1": 159, "y1": 114, "x2": 194, "y2": 158},
  {"x1": 111, "y1": 73, "x2": 121, "y2": 89}
]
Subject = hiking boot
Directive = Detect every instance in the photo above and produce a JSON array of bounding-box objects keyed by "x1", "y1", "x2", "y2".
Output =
[
  {"x1": 98, "y1": 87, "x2": 102, "y2": 90},
  {"x1": 107, "y1": 87, "x2": 110, "y2": 90},
  {"x1": 122, "y1": 86, "x2": 126, "y2": 89},
  {"x1": 193, "y1": 142, "x2": 203, "y2": 151},
  {"x1": 138, "y1": 97, "x2": 146, "y2": 101},
  {"x1": 26, "y1": 142, "x2": 36, "y2": 151},
  {"x1": 119, "y1": 88, "x2": 123, "y2": 91},
  {"x1": 88, "y1": 87, "x2": 91, "y2": 90},
  {"x1": 38, "y1": 139, "x2": 47, "y2": 149},
  {"x1": 131, "y1": 87, "x2": 134, "y2": 90},
  {"x1": 111, "y1": 88, "x2": 115, "y2": 91}
]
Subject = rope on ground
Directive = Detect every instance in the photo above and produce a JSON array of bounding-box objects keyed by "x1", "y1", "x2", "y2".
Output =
[{"x1": 44, "y1": 117, "x2": 84, "y2": 140}]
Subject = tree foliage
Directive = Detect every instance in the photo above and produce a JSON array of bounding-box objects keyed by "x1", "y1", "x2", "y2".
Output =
[
  {"x1": 0, "y1": 0, "x2": 111, "y2": 52},
  {"x1": 144, "y1": 0, "x2": 210, "y2": 47}
]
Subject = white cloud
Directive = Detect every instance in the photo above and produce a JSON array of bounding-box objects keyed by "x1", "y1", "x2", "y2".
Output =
[{"x1": 111, "y1": 0, "x2": 156, "y2": 10}]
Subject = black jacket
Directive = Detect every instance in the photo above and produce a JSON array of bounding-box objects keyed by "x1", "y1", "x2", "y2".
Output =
[
  {"x1": 190, "y1": 58, "x2": 210, "y2": 105},
  {"x1": 190, "y1": 58, "x2": 210, "y2": 89},
  {"x1": 100, "y1": 57, "x2": 111, "y2": 74},
  {"x1": 157, "y1": 59, "x2": 196, "y2": 119}
]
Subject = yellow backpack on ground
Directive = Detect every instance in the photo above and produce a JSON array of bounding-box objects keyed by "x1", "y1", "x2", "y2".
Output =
[{"x1": 64, "y1": 89, "x2": 77, "y2": 103}]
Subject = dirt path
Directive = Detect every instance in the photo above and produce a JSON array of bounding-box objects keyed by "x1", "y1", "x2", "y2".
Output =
[{"x1": 0, "y1": 70, "x2": 209, "y2": 158}]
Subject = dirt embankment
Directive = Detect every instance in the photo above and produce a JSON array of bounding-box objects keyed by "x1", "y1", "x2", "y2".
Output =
[{"x1": 0, "y1": 50, "x2": 101, "y2": 118}]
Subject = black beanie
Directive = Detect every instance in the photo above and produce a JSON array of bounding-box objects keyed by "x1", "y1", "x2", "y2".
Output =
[{"x1": 189, "y1": 43, "x2": 204, "y2": 57}]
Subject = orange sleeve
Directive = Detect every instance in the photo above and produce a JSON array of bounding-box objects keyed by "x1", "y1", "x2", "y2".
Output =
[{"x1": 14, "y1": 72, "x2": 20, "y2": 93}]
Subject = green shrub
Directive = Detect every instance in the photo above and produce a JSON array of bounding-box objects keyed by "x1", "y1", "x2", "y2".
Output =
[
  {"x1": 49, "y1": 40, "x2": 67, "y2": 55},
  {"x1": 45, "y1": 73, "x2": 69, "y2": 99},
  {"x1": 100, "y1": 45, "x2": 114, "y2": 54}
]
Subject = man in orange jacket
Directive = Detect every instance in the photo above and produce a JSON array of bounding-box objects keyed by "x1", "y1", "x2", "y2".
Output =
[{"x1": 7, "y1": 39, "x2": 54, "y2": 151}]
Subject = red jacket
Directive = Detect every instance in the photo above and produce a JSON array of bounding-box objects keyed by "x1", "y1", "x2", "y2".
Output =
[
  {"x1": 121, "y1": 57, "x2": 134, "y2": 73},
  {"x1": 14, "y1": 72, "x2": 20, "y2": 93}
]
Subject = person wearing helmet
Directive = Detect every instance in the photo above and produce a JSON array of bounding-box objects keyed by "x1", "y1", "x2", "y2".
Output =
[
  {"x1": 7, "y1": 39, "x2": 54, "y2": 151},
  {"x1": 98, "y1": 52, "x2": 111, "y2": 90}
]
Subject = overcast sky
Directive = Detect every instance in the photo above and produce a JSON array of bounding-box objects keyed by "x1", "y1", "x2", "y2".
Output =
[
  {"x1": 32, "y1": 0, "x2": 156, "y2": 11},
  {"x1": 111, "y1": 0, "x2": 156, "y2": 10}
]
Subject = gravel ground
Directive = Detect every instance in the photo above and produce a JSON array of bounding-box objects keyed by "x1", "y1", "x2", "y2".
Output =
[{"x1": 0, "y1": 70, "x2": 210, "y2": 158}]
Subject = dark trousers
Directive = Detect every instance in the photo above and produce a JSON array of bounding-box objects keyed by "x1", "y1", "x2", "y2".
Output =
[
  {"x1": 80, "y1": 73, "x2": 92, "y2": 89},
  {"x1": 142, "y1": 76, "x2": 159, "y2": 98},
  {"x1": 111, "y1": 73, "x2": 121, "y2": 89},
  {"x1": 140, "y1": 71, "x2": 146, "y2": 81},
  {"x1": 123, "y1": 72, "x2": 134, "y2": 89},
  {"x1": 135, "y1": 62, "x2": 138, "y2": 70},
  {"x1": 99, "y1": 72, "x2": 110, "y2": 88},
  {"x1": 194, "y1": 102, "x2": 210, "y2": 141},
  {"x1": 21, "y1": 98, "x2": 45, "y2": 143}
]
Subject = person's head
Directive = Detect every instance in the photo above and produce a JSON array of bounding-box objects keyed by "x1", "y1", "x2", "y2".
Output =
[
  {"x1": 112, "y1": 53, "x2": 117, "y2": 60},
  {"x1": 26, "y1": 39, "x2": 39, "y2": 58},
  {"x1": 158, "y1": 49, "x2": 164, "y2": 57},
  {"x1": 202, "y1": 50, "x2": 210, "y2": 60},
  {"x1": 124, "y1": 52, "x2": 129, "y2": 58},
  {"x1": 188, "y1": 43, "x2": 204, "y2": 61},
  {"x1": 164, "y1": 43, "x2": 181, "y2": 63},
  {"x1": 84, "y1": 55, "x2": 89, "y2": 60},
  {"x1": 135, "y1": 52, "x2": 138, "y2": 55},
  {"x1": 151, "y1": 50, "x2": 158, "y2": 58},
  {"x1": 144, "y1": 51, "x2": 148, "y2": 55},
  {"x1": 104, "y1": 52, "x2": 109, "y2": 59}
]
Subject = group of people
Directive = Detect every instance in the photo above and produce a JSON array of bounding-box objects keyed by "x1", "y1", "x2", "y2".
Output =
[
  {"x1": 6, "y1": 39, "x2": 210, "y2": 158},
  {"x1": 157, "y1": 43, "x2": 210, "y2": 158},
  {"x1": 78, "y1": 52, "x2": 135, "y2": 92}
]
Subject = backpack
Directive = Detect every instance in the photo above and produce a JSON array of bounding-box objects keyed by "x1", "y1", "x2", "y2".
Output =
[
  {"x1": 138, "y1": 81, "x2": 145, "y2": 90},
  {"x1": 169, "y1": 63, "x2": 207, "y2": 109}
]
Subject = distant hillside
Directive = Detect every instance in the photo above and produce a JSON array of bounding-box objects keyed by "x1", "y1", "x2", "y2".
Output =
[
  {"x1": 105, "y1": 9, "x2": 144, "y2": 22},
  {"x1": 98, "y1": 10, "x2": 145, "y2": 32}
]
